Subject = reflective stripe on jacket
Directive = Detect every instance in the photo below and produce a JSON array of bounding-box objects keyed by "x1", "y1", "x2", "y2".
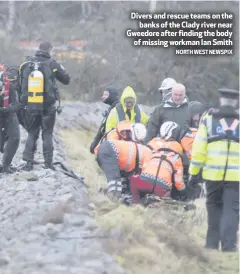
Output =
[
  {"x1": 189, "y1": 113, "x2": 240, "y2": 181},
  {"x1": 94, "y1": 129, "x2": 119, "y2": 155},
  {"x1": 141, "y1": 138, "x2": 185, "y2": 191},
  {"x1": 108, "y1": 140, "x2": 152, "y2": 173}
]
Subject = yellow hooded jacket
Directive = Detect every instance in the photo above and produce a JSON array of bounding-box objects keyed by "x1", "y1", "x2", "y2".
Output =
[{"x1": 105, "y1": 86, "x2": 149, "y2": 132}]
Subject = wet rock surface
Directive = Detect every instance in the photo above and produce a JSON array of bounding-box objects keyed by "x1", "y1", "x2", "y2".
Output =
[{"x1": 0, "y1": 121, "x2": 126, "y2": 274}]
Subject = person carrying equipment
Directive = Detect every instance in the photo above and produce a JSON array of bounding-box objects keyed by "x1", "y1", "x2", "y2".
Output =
[
  {"x1": 96, "y1": 123, "x2": 152, "y2": 202},
  {"x1": 188, "y1": 88, "x2": 239, "y2": 252},
  {"x1": 19, "y1": 42, "x2": 70, "y2": 171},
  {"x1": 130, "y1": 121, "x2": 187, "y2": 204},
  {"x1": 105, "y1": 86, "x2": 149, "y2": 132}
]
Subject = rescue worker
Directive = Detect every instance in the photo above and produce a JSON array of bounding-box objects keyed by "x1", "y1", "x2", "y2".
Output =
[
  {"x1": 105, "y1": 86, "x2": 149, "y2": 132},
  {"x1": 188, "y1": 88, "x2": 239, "y2": 252},
  {"x1": 97, "y1": 123, "x2": 152, "y2": 202},
  {"x1": 181, "y1": 101, "x2": 206, "y2": 161},
  {"x1": 19, "y1": 42, "x2": 70, "y2": 171},
  {"x1": 145, "y1": 83, "x2": 190, "y2": 143},
  {"x1": 180, "y1": 101, "x2": 206, "y2": 199},
  {"x1": 93, "y1": 120, "x2": 132, "y2": 155},
  {"x1": 0, "y1": 65, "x2": 20, "y2": 173},
  {"x1": 130, "y1": 121, "x2": 187, "y2": 203},
  {"x1": 158, "y1": 77, "x2": 176, "y2": 102},
  {"x1": 90, "y1": 87, "x2": 119, "y2": 154}
]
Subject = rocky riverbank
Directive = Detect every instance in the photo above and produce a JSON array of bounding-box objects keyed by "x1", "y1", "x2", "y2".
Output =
[{"x1": 0, "y1": 109, "x2": 126, "y2": 274}]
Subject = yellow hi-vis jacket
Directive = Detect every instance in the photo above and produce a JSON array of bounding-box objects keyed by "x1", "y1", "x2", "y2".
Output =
[
  {"x1": 189, "y1": 110, "x2": 240, "y2": 182},
  {"x1": 105, "y1": 86, "x2": 149, "y2": 132}
]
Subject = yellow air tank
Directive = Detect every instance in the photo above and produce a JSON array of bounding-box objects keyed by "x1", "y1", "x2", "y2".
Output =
[{"x1": 27, "y1": 63, "x2": 44, "y2": 112}]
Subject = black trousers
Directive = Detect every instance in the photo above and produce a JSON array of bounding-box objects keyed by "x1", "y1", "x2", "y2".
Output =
[
  {"x1": 0, "y1": 113, "x2": 20, "y2": 167},
  {"x1": 96, "y1": 141, "x2": 121, "y2": 182},
  {"x1": 23, "y1": 105, "x2": 56, "y2": 164},
  {"x1": 205, "y1": 181, "x2": 239, "y2": 251}
]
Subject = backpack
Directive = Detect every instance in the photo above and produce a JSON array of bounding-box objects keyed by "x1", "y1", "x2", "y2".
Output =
[{"x1": 19, "y1": 58, "x2": 56, "y2": 114}]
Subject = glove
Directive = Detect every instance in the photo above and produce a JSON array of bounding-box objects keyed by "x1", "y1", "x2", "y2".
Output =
[
  {"x1": 187, "y1": 175, "x2": 199, "y2": 189},
  {"x1": 90, "y1": 142, "x2": 96, "y2": 154},
  {"x1": 56, "y1": 105, "x2": 64, "y2": 114},
  {"x1": 90, "y1": 138, "x2": 100, "y2": 154}
]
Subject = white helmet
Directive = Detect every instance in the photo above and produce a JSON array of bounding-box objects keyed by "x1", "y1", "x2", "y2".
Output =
[
  {"x1": 160, "y1": 121, "x2": 181, "y2": 141},
  {"x1": 159, "y1": 78, "x2": 176, "y2": 91},
  {"x1": 131, "y1": 123, "x2": 147, "y2": 142}
]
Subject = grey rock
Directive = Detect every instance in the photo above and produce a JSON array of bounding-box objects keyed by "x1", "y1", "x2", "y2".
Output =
[
  {"x1": 64, "y1": 214, "x2": 85, "y2": 227},
  {"x1": 59, "y1": 193, "x2": 75, "y2": 204},
  {"x1": 0, "y1": 251, "x2": 10, "y2": 266},
  {"x1": 15, "y1": 172, "x2": 39, "y2": 181}
]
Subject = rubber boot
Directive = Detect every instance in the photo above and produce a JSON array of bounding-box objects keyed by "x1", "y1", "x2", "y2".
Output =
[
  {"x1": 44, "y1": 155, "x2": 55, "y2": 170},
  {"x1": 23, "y1": 160, "x2": 34, "y2": 171}
]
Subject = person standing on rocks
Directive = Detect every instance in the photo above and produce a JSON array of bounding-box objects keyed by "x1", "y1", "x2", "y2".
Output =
[
  {"x1": 19, "y1": 42, "x2": 70, "y2": 171},
  {"x1": 0, "y1": 64, "x2": 20, "y2": 173}
]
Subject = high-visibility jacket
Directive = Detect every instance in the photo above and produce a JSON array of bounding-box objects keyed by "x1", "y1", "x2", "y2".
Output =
[
  {"x1": 189, "y1": 108, "x2": 240, "y2": 182},
  {"x1": 105, "y1": 86, "x2": 149, "y2": 132},
  {"x1": 180, "y1": 128, "x2": 197, "y2": 160},
  {"x1": 147, "y1": 137, "x2": 166, "y2": 152},
  {"x1": 94, "y1": 120, "x2": 132, "y2": 155},
  {"x1": 108, "y1": 140, "x2": 153, "y2": 173},
  {"x1": 140, "y1": 138, "x2": 185, "y2": 191}
]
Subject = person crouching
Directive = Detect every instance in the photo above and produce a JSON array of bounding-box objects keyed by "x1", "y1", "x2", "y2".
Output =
[
  {"x1": 130, "y1": 121, "x2": 188, "y2": 204},
  {"x1": 96, "y1": 123, "x2": 152, "y2": 202}
]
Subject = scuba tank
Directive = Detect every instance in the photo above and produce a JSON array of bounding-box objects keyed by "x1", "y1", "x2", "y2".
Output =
[{"x1": 27, "y1": 62, "x2": 44, "y2": 113}]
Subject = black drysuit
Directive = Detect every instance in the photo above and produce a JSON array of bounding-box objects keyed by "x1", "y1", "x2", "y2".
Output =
[
  {"x1": 90, "y1": 88, "x2": 119, "y2": 154},
  {"x1": 21, "y1": 50, "x2": 70, "y2": 168},
  {"x1": 0, "y1": 85, "x2": 20, "y2": 172}
]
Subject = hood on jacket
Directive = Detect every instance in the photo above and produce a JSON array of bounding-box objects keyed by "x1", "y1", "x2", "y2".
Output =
[
  {"x1": 188, "y1": 101, "x2": 206, "y2": 117},
  {"x1": 163, "y1": 96, "x2": 189, "y2": 108},
  {"x1": 103, "y1": 87, "x2": 119, "y2": 106},
  {"x1": 35, "y1": 50, "x2": 51, "y2": 59},
  {"x1": 162, "y1": 90, "x2": 189, "y2": 106},
  {"x1": 120, "y1": 86, "x2": 137, "y2": 111}
]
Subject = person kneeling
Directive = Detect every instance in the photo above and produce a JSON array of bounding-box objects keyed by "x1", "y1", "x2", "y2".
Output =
[
  {"x1": 96, "y1": 123, "x2": 152, "y2": 202},
  {"x1": 130, "y1": 121, "x2": 188, "y2": 204}
]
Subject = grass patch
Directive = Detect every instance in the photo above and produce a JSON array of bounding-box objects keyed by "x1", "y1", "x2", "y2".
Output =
[{"x1": 60, "y1": 128, "x2": 239, "y2": 274}]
